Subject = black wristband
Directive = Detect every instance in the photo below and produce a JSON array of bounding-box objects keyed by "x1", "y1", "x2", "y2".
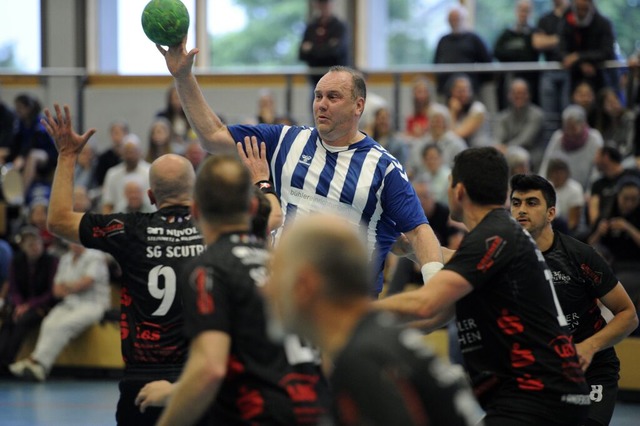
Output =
[{"x1": 255, "y1": 180, "x2": 276, "y2": 196}]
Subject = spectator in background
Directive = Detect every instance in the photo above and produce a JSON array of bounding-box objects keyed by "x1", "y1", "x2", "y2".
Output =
[
  {"x1": 145, "y1": 117, "x2": 174, "y2": 163},
  {"x1": 370, "y1": 106, "x2": 408, "y2": 167},
  {"x1": 588, "y1": 176, "x2": 640, "y2": 312},
  {"x1": 122, "y1": 178, "x2": 154, "y2": 214},
  {"x1": 359, "y1": 72, "x2": 389, "y2": 135},
  {"x1": 0, "y1": 227, "x2": 58, "y2": 371},
  {"x1": 183, "y1": 140, "x2": 206, "y2": 171},
  {"x1": 409, "y1": 103, "x2": 467, "y2": 173},
  {"x1": 101, "y1": 134, "x2": 153, "y2": 214},
  {"x1": 595, "y1": 87, "x2": 636, "y2": 160},
  {"x1": 256, "y1": 88, "x2": 278, "y2": 124},
  {"x1": 0, "y1": 89, "x2": 17, "y2": 165},
  {"x1": 505, "y1": 145, "x2": 532, "y2": 177},
  {"x1": 298, "y1": 0, "x2": 349, "y2": 89},
  {"x1": 494, "y1": 0, "x2": 539, "y2": 109},
  {"x1": 94, "y1": 120, "x2": 128, "y2": 187},
  {"x1": 74, "y1": 141, "x2": 98, "y2": 193},
  {"x1": 0, "y1": 238, "x2": 13, "y2": 312},
  {"x1": 539, "y1": 105, "x2": 604, "y2": 189},
  {"x1": 534, "y1": 0, "x2": 571, "y2": 126},
  {"x1": 415, "y1": 144, "x2": 450, "y2": 205},
  {"x1": 494, "y1": 78, "x2": 545, "y2": 169},
  {"x1": 24, "y1": 201, "x2": 56, "y2": 252},
  {"x1": 10, "y1": 94, "x2": 58, "y2": 191},
  {"x1": 546, "y1": 157, "x2": 586, "y2": 234},
  {"x1": 433, "y1": 5, "x2": 492, "y2": 97},
  {"x1": 589, "y1": 146, "x2": 640, "y2": 226},
  {"x1": 572, "y1": 80, "x2": 598, "y2": 127},
  {"x1": 560, "y1": 0, "x2": 616, "y2": 94},
  {"x1": 9, "y1": 242, "x2": 110, "y2": 381},
  {"x1": 404, "y1": 76, "x2": 433, "y2": 139},
  {"x1": 156, "y1": 86, "x2": 192, "y2": 154},
  {"x1": 447, "y1": 74, "x2": 489, "y2": 147}
]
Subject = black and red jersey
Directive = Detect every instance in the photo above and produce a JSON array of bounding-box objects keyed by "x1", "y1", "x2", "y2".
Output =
[
  {"x1": 444, "y1": 209, "x2": 590, "y2": 411},
  {"x1": 79, "y1": 206, "x2": 204, "y2": 369},
  {"x1": 542, "y1": 231, "x2": 620, "y2": 366},
  {"x1": 181, "y1": 232, "x2": 328, "y2": 425},
  {"x1": 331, "y1": 311, "x2": 480, "y2": 426}
]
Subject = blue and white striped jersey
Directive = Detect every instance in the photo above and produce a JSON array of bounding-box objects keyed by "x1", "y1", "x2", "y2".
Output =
[{"x1": 229, "y1": 124, "x2": 428, "y2": 293}]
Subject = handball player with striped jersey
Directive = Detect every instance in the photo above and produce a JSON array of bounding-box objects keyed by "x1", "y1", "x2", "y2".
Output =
[
  {"x1": 43, "y1": 104, "x2": 203, "y2": 426},
  {"x1": 157, "y1": 38, "x2": 443, "y2": 296},
  {"x1": 510, "y1": 173, "x2": 638, "y2": 426},
  {"x1": 376, "y1": 148, "x2": 591, "y2": 426}
]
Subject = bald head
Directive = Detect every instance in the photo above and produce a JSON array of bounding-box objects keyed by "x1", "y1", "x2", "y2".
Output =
[{"x1": 149, "y1": 154, "x2": 195, "y2": 207}]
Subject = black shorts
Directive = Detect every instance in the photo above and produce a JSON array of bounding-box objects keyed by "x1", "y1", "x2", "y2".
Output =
[
  {"x1": 584, "y1": 357, "x2": 620, "y2": 426},
  {"x1": 116, "y1": 367, "x2": 183, "y2": 426}
]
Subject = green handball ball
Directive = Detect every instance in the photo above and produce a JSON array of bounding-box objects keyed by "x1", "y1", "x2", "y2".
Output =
[{"x1": 141, "y1": 0, "x2": 190, "y2": 46}]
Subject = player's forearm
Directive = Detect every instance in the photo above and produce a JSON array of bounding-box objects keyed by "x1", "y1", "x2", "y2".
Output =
[
  {"x1": 582, "y1": 308, "x2": 638, "y2": 354},
  {"x1": 408, "y1": 224, "x2": 443, "y2": 266},
  {"x1": 374, "y1": 288, "x2": 436, "y2": 319},
  {"x1": 48, "y1": 155, "x2": 81, "y2": 243},
  {"x1": 173, "y1": 74, "x2": 231, "y2": 152}
]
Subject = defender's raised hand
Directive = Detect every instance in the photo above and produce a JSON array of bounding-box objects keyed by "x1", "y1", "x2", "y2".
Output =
[
  {"x1": 42, "y1": 104, "x2": 96, "y2": 157},
  {"x1": 156, "y1": 36, "x2": 199, "y2": 79}
]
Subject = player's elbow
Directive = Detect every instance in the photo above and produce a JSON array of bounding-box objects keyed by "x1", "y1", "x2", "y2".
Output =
[{"x1": 200, "y1": 363, "x2": 227, "y2": 390}]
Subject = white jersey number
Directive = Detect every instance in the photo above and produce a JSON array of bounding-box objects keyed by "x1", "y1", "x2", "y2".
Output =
[{"x1": 148, "y1": 265, "x2": 177, "y2": 316}]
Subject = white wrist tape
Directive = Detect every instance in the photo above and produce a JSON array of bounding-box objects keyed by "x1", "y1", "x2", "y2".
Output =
[{"x1": 421, "y1": 261, "x2": 444, "y2": 285}]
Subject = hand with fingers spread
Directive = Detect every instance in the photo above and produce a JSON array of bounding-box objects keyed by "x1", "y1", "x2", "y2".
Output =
[
  {"x1": 236, "y1": 136, "x2": 270, "y2": 184},
  {"x1": 42, "y1": 104, "x2": 96, "y2": 157},
  {"x1": 155, "y1": 36, "x2": 199, "y2": 79}
]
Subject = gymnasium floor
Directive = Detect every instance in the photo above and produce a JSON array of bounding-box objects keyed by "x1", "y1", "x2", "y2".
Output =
[{"x1": 0, "y1": 378, "x2": 639, "y2": 425}]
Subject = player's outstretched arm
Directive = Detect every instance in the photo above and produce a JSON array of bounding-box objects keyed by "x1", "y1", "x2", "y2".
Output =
[
  {"x1": 156, "y1": 36, "x2": 235, "y2": 153},
  {"x1": 43, "y1": 104, "x2": 96, "y2": 244}
]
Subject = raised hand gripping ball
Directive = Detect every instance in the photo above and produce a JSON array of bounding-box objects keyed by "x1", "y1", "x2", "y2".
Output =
[{"x1": 141, "y1": 0, "x2": 190, "y2": 46}]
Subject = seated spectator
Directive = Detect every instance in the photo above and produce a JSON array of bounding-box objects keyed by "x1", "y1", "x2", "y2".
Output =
[
  {"x1": 9, "y1": 94, "x2": 57, "y2": 191},
  {"x1": 123, "y1": 177, "x2": 154, "y2": 214},
  {"x1": 404, "y1": 76, "x2": 433, "y2": 139},
  {"x1": 447, "y1": 74, "x2": 489, "y2": 147},
  {"x1": 155, "y1": 86, "x2": 192, "y2": 153},
  {"x1": 371, "y1": 106, "x2": 409, "y2": 167},
  {"x1": 359, "y1": 73, "x2": 389, "y2": 135},
  {"x1": 494, "y1": 79, "x2": 545, "y2": 169},
  {"x1": 72, "y1": 186, "x2": 95, "y2": 213},
  {"x1": 594, "y1": 87, "x2": 636, "y2": 160},
  {"x1": 588, "y1": 176, "x2": 640, "y2": 311},
  {"x1": 24, "y1": 200, "x2": 56, "y2": 252},
  {"x1": 546, "y1": 157, "x2": 586, "y2": 234},
  {"x1": 0, "y1": 227, "x2": 58, "y2": 370},
  {"x1": 145, "y1": 118, "x2": 174, "y2": 163},
  {"x1": 183, "y1": 140, "x2": 207, "y2": 171},
  {"x1": 94, "y1": 121, "x2": 128, "y2": 187},
  {"x1": 101, "y1": 134, "x2": 153, "y2": 214},
  {"x1": 415, "y1": 144, "x2": 450, "y2": 205},
  {"x1": 571, "y1": 80, "x2": 597, "y2": 127},
  {"x1": 0, "y1": 238, "x2": 13, "y2": 311},
  {"x1": 539, "y1": 104, "x2": 603, "y2": 189},
  {"x1": 493, "y1": 0, "x2": 539, "y2": 109},
  {"x1": 589, "y1": 146, "x2": 640, "y2": 226},
  {"x1": 505, "y1": 146, "x2": 532, "y2": 177},
  {"x1": 256, "y1": 88, "x2": 278, "y2": 124},
  {"x1": 0, "y1": 92, "x2": 17, "y2": 165},
  {"x1": 74, "y1": 140, "x2": 99, "y2": 192},
  {"x1": 9, "y1": 242, "x2": 110, "y2": 381},
  {"x1": 409, "y1": 103, "x2": 467, "y2": 173}
]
